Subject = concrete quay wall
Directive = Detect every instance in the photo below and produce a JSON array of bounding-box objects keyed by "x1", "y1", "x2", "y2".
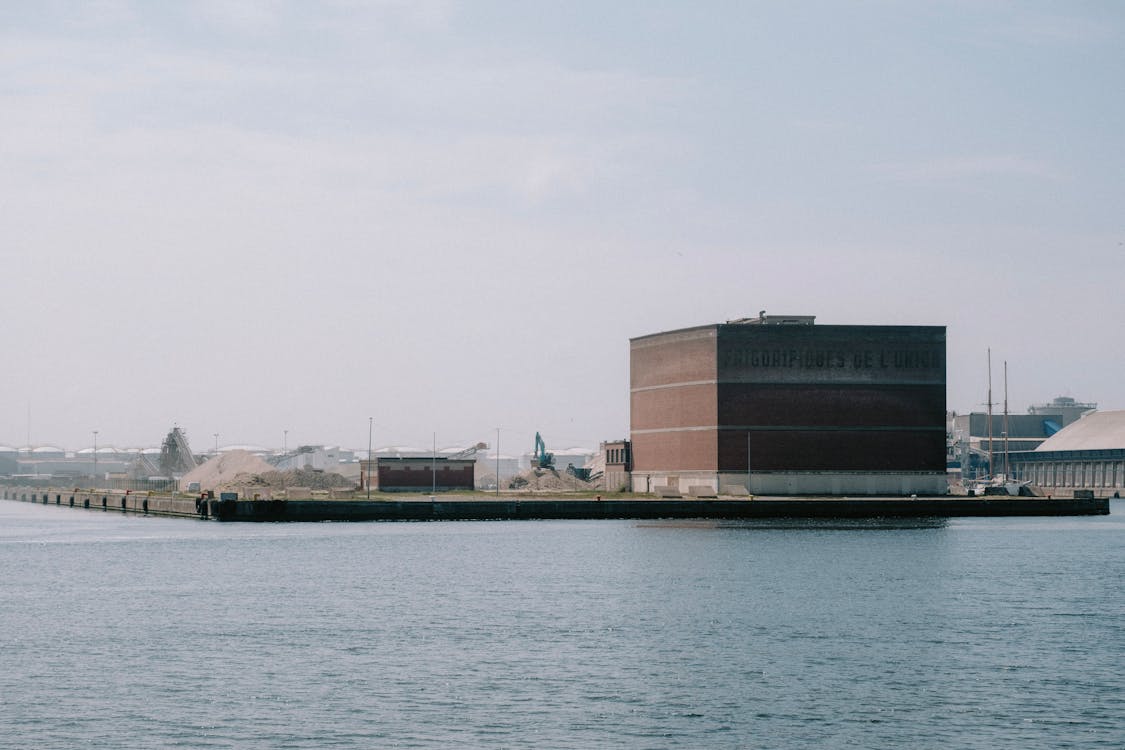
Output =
[
  {"x1": 3, "y1": 488, "x2": 204, "y2": 518},
  {"x1": 3, "y1": 488, "x2": 1109, "y2": 522},
  {"x1": 208, "y1": 495, "x2": 1108, "y2": 522}
]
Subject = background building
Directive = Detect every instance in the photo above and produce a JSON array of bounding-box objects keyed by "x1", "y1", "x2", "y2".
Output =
[
  {"x1": 360, "y1": 456, "x2": 475, "y2": 492},
  {"x1": 599, "y1": 439, "x2": 632, "y2": 492},
  {"x1": 630, "y1": 314, "x2": 946, "y2": 495},
  {"x1": 1027, "y1": 396, "x2": 1097, "y2": 427},
  {"x1": 949, "y1": 412, "x2": 1064, "y2": 481},
  {"x1": 1009, "y1": 410, "x2": 1125, "y2": 497}
]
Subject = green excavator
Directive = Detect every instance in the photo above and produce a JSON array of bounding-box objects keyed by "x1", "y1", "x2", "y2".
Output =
[{"x1": 532, "y1": 432, "x2": 554, "y2": 469}]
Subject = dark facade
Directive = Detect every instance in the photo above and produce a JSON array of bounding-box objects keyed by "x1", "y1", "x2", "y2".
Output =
[
  {"x1": 361, "y1": 457, "x2": 475, "y2": 492},
  {"x1": 630, "y1": 318, "x2": 947, "y2": 495}
]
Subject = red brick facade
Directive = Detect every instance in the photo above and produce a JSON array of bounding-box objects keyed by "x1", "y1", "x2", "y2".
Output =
[
  {"x1": 630, "y1": 323, "x2": 946, "y2": 475},
  {"x1": 362, "y1": 458, "x2": 476, "y2": 492}
]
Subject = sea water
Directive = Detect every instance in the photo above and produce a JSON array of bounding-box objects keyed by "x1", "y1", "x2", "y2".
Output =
[{"x1": 1, "y1": 500, "x2": 1122, "y2": 749}]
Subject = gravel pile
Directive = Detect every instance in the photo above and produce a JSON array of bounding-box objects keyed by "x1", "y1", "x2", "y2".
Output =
[
  {"x1": 180, "y1": 452, "x2": 356, "y2": 492},
  {"x1": 243, "y1": 468, "x2": 353, "y2": 490},
  {"x1": 508, "y1": 467, "x2": 597, "y2": 492},
  {"x1": 179, "y1": 450, "x2": 275, "y2": 492}
]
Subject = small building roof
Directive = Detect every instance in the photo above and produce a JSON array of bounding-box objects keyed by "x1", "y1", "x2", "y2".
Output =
[
  {"x1": 220, "y1": 444, "x2": 269, "y2": 454},
  {"x1": 1034, "y1": 411, "x2": 1125, "y2": 452},
  {"x1": 374, "y1": 455, "x2": 475, "y2": 463}
]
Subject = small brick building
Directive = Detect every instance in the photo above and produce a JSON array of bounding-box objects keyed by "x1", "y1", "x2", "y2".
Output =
[{"x1": 361, "y1": 456, "x2": 476, "y2": 492}]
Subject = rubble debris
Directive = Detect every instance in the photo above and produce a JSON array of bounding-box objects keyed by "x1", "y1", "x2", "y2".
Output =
[{"x1": 507, "y1": 467, "x2": 598, "y2": 492}]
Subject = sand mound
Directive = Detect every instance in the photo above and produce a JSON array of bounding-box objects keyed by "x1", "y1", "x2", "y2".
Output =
[
  {"x1": 179, "y1": 450, "x2": 275, "y2": 491},
  {"x1": 238, "y1": 468, "x2": 353, "y2": 490},
  {"x1": 508, "y1": 467, "x2": 597, "y2": 492}
]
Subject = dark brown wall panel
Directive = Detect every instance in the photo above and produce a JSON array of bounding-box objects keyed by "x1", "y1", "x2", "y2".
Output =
[
  {"x1": 716, "y1": 325, "x2": 945, "y2": 387},
  {"x1": 377, "y1": 465, "x2": 475, "y2": 490},
  {"x1": 718, "y1": 429, "x2": 946, "y2": 472},
  {"x1": 717, "y1": 384, "x2": 946, "y2": 428}
]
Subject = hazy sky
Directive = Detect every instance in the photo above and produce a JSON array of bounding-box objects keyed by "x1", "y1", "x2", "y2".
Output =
[{"x1": 3, "y1": 1, "x2": 1123, "y2": 453}]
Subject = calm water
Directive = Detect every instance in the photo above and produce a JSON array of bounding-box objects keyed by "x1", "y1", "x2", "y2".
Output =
[{"x1": 1, "y1": 500, "x2": 1122, "y2": 749}]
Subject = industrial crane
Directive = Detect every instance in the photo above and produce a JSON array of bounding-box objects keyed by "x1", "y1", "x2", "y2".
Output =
[{"x1": 447, "y1": 442, "x2": 488, "y2": 460}]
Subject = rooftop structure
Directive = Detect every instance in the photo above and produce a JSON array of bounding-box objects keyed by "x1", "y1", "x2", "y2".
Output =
[{"x1": 1028, "y1": 396, "x2": 1097, "y2": 427}]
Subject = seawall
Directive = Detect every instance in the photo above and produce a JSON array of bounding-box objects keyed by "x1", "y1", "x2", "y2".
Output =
[
  {"x1": 4, "y1": 489, "x2": 205, "y2": 518},
  {"x1": 2, "y1": 488, "x2": 1109, "y2": 521}
]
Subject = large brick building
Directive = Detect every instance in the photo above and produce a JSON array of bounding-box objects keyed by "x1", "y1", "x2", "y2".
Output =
[{"x1": 630, "y1": 314, "x2": 947, "y2": 495}]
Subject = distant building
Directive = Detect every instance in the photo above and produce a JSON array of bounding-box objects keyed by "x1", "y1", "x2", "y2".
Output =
[
  {"x1": 273, "y1": 445, "x2": 349, "y2": 472},
  {"x1": 1027, "y1": 396, "x2": 1097, "y2": 427},
  {"x1": 0, "y1": 446, "x2": 16, "y2": 476},
  {"x1": 630, "y1": 313, "x2": 947, "y2": 495},
  {"x1": 360, "y1": 456, "x2": 475, "y2": 492},
  {"x1": 547, "y1": 447, "x2": 596, "y2": 475},
  {"x1": 949, "y1": 412, "x2": 1064, "y2": 481},
  {"x1": 600, "y1": 439, "x2": 632, "y2": 492},
  {"x1": 1008, "y1": 410, "x2": 1125, "y2": 497},
  {"x1": 474, "y1": 453, "x2": 522, "y2": 488}
]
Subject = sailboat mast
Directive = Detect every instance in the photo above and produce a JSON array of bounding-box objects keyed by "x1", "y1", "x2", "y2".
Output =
[
  {"x1": 987, "y1": 349, "x2": 993, "y2": 480},
  {"x1": 1003, "y1": 360, "x2": 1010, "y2": 480}
]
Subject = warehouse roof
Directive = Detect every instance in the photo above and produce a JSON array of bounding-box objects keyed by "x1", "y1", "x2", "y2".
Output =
[{"x1": 1034, "y1": 411, "x2": 1125, "y2": 452}]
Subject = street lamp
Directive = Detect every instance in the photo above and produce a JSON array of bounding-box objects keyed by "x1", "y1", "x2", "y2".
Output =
[
  {"x1": 92, "y1": 430, "x2": 98, "y2": 486},
  {"x1": 213, "y1": 433, "x2": 219, "y2": 453},
  {"x1": 367, "y1": 417, "x2": 373, "y2": 500},
  {"x1": 496, "y1": 427, "x2": 500, "y2": 497}
]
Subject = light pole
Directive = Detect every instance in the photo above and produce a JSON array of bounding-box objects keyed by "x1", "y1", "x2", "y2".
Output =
[
  {"x1": 367, "y1": 417, "x2": 373, "y2": 500},
  {"x1": 746, "y1": 431, "x2": 752, "y2": 495},
  {"x1": 92, "y1": 430, "x2": 98, "y2": 486},
  {"x1": 284, "y1": 429, "x2": 288, "y2": 455},
  {"x1": 213, "y1": 433, "x2": 219, "y2": 454},
  {"x1": 496, "y1": 427, "x2": 500, "y2": 497}
]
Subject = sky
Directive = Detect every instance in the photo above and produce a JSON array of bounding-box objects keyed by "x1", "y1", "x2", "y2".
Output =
[{"x1": 2, "y1": 0, "x2": 1123, "y2": 454}]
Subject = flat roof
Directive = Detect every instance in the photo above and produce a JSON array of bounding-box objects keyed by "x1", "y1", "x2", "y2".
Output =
[{"x1": 630, "y1": 321, "x2": 946, "y2": 343}]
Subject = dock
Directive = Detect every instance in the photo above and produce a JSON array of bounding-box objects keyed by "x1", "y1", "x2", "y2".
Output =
[{"x1": 2, "y1": 488, "x2": 1110, "y2": 521}]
